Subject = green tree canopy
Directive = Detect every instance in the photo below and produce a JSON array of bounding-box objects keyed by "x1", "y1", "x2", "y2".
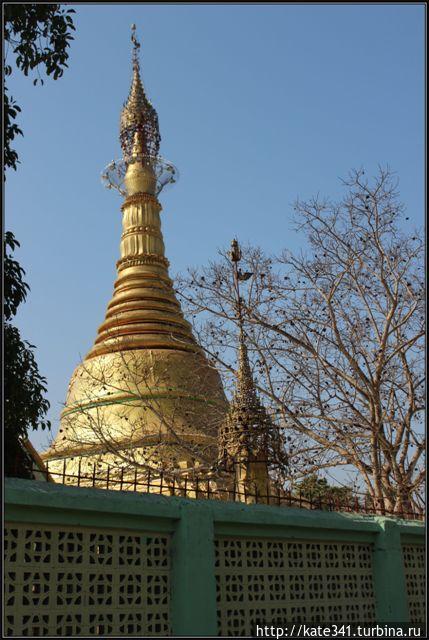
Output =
[
  {"x1": 4, "y1": 3, "x2": 75, "y2": 171},
  {"x1": 4, "y1": 233, "x2": 51, "y2": 477},
  {"x1": 295, "y1": 474, "x2": 353, "y2": 504}
]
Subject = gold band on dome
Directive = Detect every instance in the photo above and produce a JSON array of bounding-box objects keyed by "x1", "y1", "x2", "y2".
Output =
[{"x1": 61, "y1": 390, "x2": 217, "y2": 418}]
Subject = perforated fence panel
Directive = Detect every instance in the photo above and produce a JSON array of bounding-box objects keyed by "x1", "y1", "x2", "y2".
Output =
[
  {"x1": 402, "y1": 544, "x2": 425, "y2": 624},
  {"x1": 4, "y1": 523, "x2": 171, "y2": 637},
  {"x1": 214, "y1": 537, "x2": 376, "y2": 635}
]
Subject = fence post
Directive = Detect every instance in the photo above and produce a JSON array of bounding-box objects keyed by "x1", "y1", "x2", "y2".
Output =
[
  {"x1": 171, "y1": 501, "x2": 217, "y2": 636},
  {"x1": 373, "y1": 517, "x2": 409, "y2": 623}
]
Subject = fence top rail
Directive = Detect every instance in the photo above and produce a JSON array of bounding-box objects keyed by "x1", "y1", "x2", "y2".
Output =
[
  {"x1": 5, "y1": 478, "x2": 425, "y2": 537},
  {"x1": 396, "y1": 521, "x2": 427, "y2": 537}
]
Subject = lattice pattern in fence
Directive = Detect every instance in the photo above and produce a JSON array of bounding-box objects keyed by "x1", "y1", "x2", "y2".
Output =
[
  {"x1": 4, "y1": 524, "x2": 170, "y2": 637},
  {"x1": 215, "y1": 537, "x2": 376, "y2": 635},
  {"x1": 402, "y1": 544, "x2": 425, "y2": 624}
]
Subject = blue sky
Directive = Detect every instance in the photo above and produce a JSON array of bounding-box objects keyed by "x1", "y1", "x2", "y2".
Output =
[{"x1": 5, "y1": 3, "x2": 425, "y2": 451}]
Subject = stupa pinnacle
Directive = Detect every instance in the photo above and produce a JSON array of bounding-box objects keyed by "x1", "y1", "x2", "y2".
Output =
[
  {"x1": 120, "y1": 24, "x2": 160, "y2": 162},
  {"x1": 43, "y1": 27, "x2": 227, "y2": 483}
]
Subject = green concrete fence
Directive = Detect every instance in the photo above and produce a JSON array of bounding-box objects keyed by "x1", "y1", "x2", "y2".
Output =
[{"x1": 4, "y1": 478, "x2": 425, "y2": 636}]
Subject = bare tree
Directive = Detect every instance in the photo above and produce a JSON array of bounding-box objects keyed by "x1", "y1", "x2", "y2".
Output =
[{"x1": 177, "y1": 168, "x2": 425, "y2": 516}]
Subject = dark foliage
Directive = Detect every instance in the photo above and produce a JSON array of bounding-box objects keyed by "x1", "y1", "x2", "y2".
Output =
[
  {"x1": 4, "y1": 3, "x2": 75, "y2": 171},
  {"x1": 295, "y1": 474, "x2": 353, "y2": 504},
  {"x1": 4, "y1": 233, "x2": 51, "y2": 478}
]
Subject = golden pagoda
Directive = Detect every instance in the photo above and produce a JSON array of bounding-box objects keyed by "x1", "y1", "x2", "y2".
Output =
[{"x1": 42, "y1": 27, "x2": 227, "y2": 488}]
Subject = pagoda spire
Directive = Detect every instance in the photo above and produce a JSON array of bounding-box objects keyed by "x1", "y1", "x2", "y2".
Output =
[{"x1": 85, "y1": 26, "x2": 195, "y2": 359}]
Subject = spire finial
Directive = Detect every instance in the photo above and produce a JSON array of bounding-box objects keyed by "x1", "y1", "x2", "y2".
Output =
[
  {"x1": 230, "y1": 238, "x2": 242, "y2": 264},
  {"x1": 228, "y1": 238, "x2": 252, "y2": 387},
  {"x1": 131, "y1": 23, "x2": 141, "y2": 72}
]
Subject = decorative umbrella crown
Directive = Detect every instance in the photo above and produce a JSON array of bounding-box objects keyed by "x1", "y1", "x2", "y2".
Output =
[{"x1": 120, "y1": 25, "x2": 161, "y2": 162}]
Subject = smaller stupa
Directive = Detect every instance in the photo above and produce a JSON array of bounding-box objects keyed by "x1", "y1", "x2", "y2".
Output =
[{"x1": 217, "y1": 240, "x2": 288, "y2": 503}]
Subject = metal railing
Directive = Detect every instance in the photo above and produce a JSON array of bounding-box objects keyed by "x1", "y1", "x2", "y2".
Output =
[{"x1": 30, "y1": 462, "x2": 425, "y2": 521}]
